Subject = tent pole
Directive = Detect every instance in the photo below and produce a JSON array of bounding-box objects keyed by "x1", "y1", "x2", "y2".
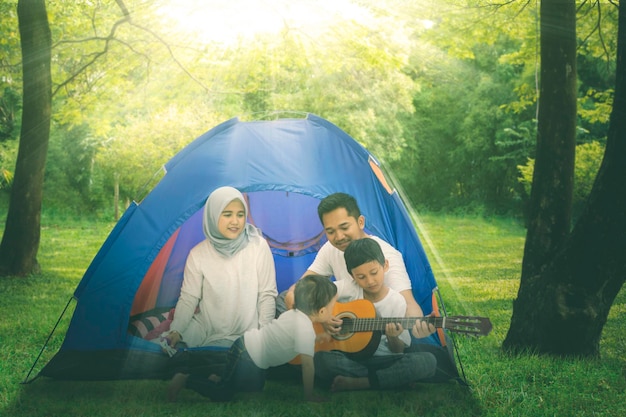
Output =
[
  {"x1": 435, "y1": 288, "x2": 470, "y2": 387},
  {"x1": 22, "y1": 296, "x2": 75, "y2": 384}
]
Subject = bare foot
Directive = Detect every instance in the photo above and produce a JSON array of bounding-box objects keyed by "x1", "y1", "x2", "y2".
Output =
[
  {"x1": 331, "y1": 375, "x2": 370, "y2": 392},
  {"x1": 167, "y1": 373, "x2": 189, "y2": 402},
  {"x1": 208, "y1": 374, "x2": 222, "y2": 383}
]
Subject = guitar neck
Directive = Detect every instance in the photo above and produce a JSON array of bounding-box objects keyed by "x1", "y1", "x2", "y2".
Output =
[
  {"x1": 348, "y1": 316, "x2": 445, "y2": 332},
  {"x1": 330, "y1": 301, "x2": 492, "y2": 338},
  {"x1": 342, "y1": 315, "x2": 492, "y2": 337}
]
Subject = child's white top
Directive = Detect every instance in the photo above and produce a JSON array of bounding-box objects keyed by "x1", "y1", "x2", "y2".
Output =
[
  {"x1": 244, "y1": 308, "x2": 315, "y2": 369},
  {"x1": 371, "y1": 288, "x2": 411, "y2": 355}
]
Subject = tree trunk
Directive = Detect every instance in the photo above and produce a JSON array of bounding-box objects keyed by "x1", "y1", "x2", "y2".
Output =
[
  {"x1": 520, "y1": 0, "x2": 577, "y2": 281},
  {"x1": 503, "y1": 0, "x2": 626, "y2": 356},
  {"x1": 0, "y1": 0, "x2": 51, "y2": 276}
]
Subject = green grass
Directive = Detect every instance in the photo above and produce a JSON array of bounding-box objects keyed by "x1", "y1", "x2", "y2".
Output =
[{"x1": 1, "y1": 214, "x2": 625, "y2": 417}]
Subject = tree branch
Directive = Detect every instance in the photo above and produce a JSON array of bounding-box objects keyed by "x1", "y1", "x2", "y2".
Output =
[
  {"x1": 127, "y1": 20, "x2": 211, "y2": 93},
  {"x1": 115, "y1": 0, "x2": 130, "y2": 19},
  {"x1": 52, "y1": 0, "x2": 211, "y2": 97},
  {"x1": 576, "y1": 0, "x2": 612, "y2": 73},
  {"x1": 52, "y1": 17, "x2": 129, "y2": 97}
]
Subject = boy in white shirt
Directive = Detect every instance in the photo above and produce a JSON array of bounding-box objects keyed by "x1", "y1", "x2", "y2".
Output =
[
  {"x1": 314, "y1": 238, "x2": 437, "y2": 391},
  {"x1": 170, "y1": 274, "x2": 337, "y2": 402}
]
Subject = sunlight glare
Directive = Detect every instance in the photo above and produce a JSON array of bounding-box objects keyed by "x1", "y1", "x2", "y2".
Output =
[{"x1": 157, "y1": 0, "x2": 374, "y2": 44}]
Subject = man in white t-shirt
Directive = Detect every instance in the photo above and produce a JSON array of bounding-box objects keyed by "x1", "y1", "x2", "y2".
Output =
[{"x1": 281, "y1": 192, "x2": 430, "y2": 338}]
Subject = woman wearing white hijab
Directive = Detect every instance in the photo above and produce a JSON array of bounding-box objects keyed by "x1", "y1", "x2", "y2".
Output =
[{"x1": 164, "y1": 186, "x2": 278, "y2": 349}]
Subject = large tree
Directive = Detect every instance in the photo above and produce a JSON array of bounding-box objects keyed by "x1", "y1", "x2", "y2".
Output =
[
  {"x1": 0, "y1": 0, "x2": 51, "y2": 276},
  {"x1": 504, "y1": 0, "x2": 626, "y2": 356}
]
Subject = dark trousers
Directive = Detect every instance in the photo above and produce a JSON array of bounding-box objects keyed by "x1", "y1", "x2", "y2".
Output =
[
  {"x1": 186, "y1": 337, "x2": 266, "y2": 401},
  {"x1": 221, "y1": 336, "x2": 266, "y2": 392},
  {"x1": 314, "y1": 350, "x2": 437, "y2": 389}
]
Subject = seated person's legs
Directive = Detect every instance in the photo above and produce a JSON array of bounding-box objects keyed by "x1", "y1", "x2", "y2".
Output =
[
  {"x1": 314, "y1": 351, "x2": 369, "y2": 382},
  {"x1": 370, "y1": 352, "x2": 437, "y2": 389}
]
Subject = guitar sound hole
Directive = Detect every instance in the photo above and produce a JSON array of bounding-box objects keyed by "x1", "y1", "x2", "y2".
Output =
[{"x1": 334, "y1": 313, "x2": 356, "y2": 341}]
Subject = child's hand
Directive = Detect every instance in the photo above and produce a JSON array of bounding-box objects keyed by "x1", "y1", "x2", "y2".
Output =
[
  {"x1": 385, "y1": 322, "x2": 404, "y2": 338},
  {"x1": 322, "y1": 316, "x2": 343, "y2": 335}
]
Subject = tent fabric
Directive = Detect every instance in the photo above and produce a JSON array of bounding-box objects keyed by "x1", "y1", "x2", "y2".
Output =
[{"x1": 38, "y1": 114, "x2": 449, "y2": 381}]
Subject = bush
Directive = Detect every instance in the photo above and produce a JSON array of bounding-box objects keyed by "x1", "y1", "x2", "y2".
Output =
[{"x1": 517, "y1": 140, "x2": 605, "y2": 221}]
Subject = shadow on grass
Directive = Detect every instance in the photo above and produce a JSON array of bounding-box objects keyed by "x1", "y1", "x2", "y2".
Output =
[{"x1": 6, "y1": 376, "x2": 483, "y2": 417}]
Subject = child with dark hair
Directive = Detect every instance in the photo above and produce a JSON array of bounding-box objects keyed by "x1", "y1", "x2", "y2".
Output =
[
  {"x1": 170, "y1": 275, "x2": 337, "y2": 402},
  {"x1": 314, "y1": 238, "x2": 437, "y2": 392},
  {"x1": 343, "y1": 234, "x2": 386, "y2": 272}
]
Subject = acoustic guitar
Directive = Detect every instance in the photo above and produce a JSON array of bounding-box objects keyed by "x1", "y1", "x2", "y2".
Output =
[{"x1": 291, "y1": 299, "x2": 492, "y2": 364}]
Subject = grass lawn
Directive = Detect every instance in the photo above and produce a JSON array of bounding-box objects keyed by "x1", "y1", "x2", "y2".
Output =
[{"x1": 1, "y1": 213, "x2": 624, "y2": 417}]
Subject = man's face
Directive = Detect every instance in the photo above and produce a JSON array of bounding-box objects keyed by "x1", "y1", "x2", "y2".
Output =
[{"x1": 321, "y1": 207, "x2": 366, "y2": 252}]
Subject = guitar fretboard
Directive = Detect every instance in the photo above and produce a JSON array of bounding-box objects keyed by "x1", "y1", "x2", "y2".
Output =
[{"x1": 341, "y1": 316, "x2": 446, "y2": 332}]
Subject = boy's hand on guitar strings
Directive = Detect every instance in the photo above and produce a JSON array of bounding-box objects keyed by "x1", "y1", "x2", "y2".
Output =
[{"x1": 384, "y1": 322, "x2": 404, "y2": 338}]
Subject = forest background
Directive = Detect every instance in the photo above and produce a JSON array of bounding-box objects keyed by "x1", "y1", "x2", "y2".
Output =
[
  {"x1": 0, "y1": 0, "x2": 615, "y2": 221},
  {"x1": 0, "y1": 1, "x2": 624, "y2": 415}
]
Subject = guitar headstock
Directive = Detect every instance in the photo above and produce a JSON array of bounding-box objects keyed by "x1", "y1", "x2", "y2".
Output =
[{"x1": 444, "y1": 316, "x2": 493, "y2": 337}]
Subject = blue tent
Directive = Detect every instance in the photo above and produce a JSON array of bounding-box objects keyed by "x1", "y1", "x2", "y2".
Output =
[{"x1": 33, "y1": 114, "x2": 456, "y2": 381}]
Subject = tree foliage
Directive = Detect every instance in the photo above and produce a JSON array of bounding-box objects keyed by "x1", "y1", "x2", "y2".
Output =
[
  {"x1": 518, "y1": 140, "x2": 605, "y2": 221},
  {"x1": 0, "y1": 0, "x2": 616, "y2": 219},
  {"x1": 0, "y1": 0, "x2": 21, "y2": 189},
  {"x1": 0, "y1": 0, "x2": 618, "y2": 282}
]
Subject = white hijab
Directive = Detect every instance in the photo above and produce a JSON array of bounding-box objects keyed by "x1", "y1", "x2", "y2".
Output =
[{"x1": 202, "y1": 186, "x2": 260, "y2": 257}]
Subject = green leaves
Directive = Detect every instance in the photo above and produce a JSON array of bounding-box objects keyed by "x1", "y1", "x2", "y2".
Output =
[{"x1": 2, "y1": 0, "x2": 616, "y2": 217}]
